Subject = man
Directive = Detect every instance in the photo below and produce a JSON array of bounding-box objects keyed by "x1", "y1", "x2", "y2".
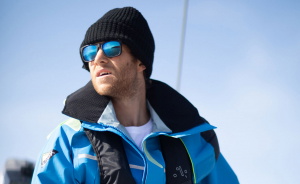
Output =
[{"x1": 32, "y1": 7, "x2": 239, "y2": 184}]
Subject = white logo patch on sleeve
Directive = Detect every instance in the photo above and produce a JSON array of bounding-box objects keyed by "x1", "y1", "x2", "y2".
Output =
[{"x1": 41, "y1": 150, "x2": 58, "y2": 167}]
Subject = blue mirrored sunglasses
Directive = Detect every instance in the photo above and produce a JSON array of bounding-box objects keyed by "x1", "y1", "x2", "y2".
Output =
[{"x1": 80, "y1": 41, "x2": 122, "y2": 62}]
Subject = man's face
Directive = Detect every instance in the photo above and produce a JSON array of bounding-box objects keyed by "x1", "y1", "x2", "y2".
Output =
[{"x1": 89, "y1": 43, "x2": 146, "y2": 99}]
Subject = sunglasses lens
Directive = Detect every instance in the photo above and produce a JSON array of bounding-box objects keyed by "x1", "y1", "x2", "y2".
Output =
[
  {"x1": 81, "y1": 41, "x2": 121, "y2": 62},
  {"x1": 103, "y1": 41, "x2": 121, "y2": 57},
  {"x1": 82, "y1": 45, "x2": 98, "y2": 62}
]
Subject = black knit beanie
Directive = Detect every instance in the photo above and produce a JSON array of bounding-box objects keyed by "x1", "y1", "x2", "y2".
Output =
[{"x1": 80, "y1": 7, "x2": 155, "y2": 78}]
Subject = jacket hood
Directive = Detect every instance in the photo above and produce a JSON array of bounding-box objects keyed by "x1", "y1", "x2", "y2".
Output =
[{"x1": 62, "y1": 79, "x2": 208, "y2": 133}]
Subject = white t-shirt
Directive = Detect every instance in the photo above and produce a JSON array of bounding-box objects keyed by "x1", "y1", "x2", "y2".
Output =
[{"x1": 125, "y1": 119, "x2": 153, "y2": 151}]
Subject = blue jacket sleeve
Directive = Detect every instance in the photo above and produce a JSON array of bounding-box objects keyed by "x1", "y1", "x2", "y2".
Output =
[
  {"x1": 201, "y1": 153, "x2": 239, "y2": 184},
  {"x1": 31, "y1": 125, "x2": 78, "y2": 184}
]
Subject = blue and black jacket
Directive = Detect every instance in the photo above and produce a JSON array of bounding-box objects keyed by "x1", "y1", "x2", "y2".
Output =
[{"x1": 31, "y1": 80, "x2": 239, "y2": 184}]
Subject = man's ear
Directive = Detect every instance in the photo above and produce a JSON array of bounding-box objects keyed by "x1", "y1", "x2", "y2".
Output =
[{"x1": 137, "y1": 60, "x2": 146, "y2": 72}]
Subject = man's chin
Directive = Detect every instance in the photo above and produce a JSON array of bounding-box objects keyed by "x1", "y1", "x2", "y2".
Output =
[
  {"x1": 91, "y1": 82, "x2": 113, "y2": 95},
  {"x1": 95, "y1": 89, "x2": 110, "y2": 96}
]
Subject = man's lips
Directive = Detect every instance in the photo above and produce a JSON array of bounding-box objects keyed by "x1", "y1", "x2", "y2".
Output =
[{"x1": 96, "y1": 69, "x2": 112, "y2": 77}]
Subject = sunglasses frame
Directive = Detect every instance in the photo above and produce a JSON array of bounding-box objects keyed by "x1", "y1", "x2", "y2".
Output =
[{"x1": 80, "y1": 40, "x2": 122, "y2": 62}]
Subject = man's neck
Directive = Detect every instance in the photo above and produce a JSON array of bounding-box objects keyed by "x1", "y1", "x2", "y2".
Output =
[{"x1": 111, "y1": 88, "x2": 150, "y2": 127}]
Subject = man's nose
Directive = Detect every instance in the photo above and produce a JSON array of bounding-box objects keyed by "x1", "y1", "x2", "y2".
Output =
[{"x1": 93, "y1": 49, "x2": 108, "y2": 64}]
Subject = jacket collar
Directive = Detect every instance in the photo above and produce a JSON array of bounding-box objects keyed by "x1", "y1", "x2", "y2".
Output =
[
  {"x1": 62, "y1": 79, "x2": 208, "y2": 133},
  {"x1": 95, "y1": 100, "x2": 172, "y2": 133}
]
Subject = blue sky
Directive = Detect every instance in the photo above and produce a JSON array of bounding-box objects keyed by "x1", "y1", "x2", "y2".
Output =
[{"x1": 1, "y1": 0, "x2": 299, "y2": 183}]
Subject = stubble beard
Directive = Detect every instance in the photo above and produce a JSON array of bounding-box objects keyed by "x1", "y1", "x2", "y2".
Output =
[
  {"x1": 94, "y1": 61, "x2": 142, "y2": 100},
  {"x1": 110, "y1": 74, "x2": 140, "y2": 100}
]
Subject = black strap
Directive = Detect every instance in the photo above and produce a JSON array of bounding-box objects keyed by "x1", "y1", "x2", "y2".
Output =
[
  {"x1": 160, "y1": 136, "x2": 193, "y2": 184},
  {"x1": 201, "y1": 129, "x2": 220, "y2": 160},
  {"x1": 84, "y1": 129, "x2": 136, "y2": 184}
]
